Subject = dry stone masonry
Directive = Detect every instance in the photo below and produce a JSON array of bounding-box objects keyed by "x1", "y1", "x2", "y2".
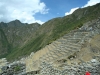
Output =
[
  {"x1": 39, "y1": 59, "x2": 100, "y2": 75},
  {"x1": 24, "y1": 18, "x2": 100, "y2": 75},
  {"x1": 0, "y1": 18, "x2": 100, "y2": 75}
]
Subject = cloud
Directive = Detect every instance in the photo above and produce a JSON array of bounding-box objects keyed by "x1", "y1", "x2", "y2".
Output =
[
  {"x1": 65, "y1": 7, "x2": 79, "y2": 16},
  {"x1": 83, "y1": 0, "x2": 100, "y2": 7},
  {"x1": 0, "y1": 0, "x2": 49, "y2": 24},
  {"x1": 65, "y1": 0, "x2": 100, "y2": 16}
]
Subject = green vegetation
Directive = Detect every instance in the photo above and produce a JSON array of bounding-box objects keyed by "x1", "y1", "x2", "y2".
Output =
[
  {"x1": 0, "y1": 28, "x2": 12, "y2": 58},
  {"x1": 6, "y1": 34, "x2": 45, "y2": 60},
  {"x1": 14, "y1": 65, "x2": 21, "y2": 72},
  {"x1": 0, "y1": 3, "x2": 100, "y2": 61},
  {"x1": 0, "y1": 22, "x2": 40, "y2": 60}
]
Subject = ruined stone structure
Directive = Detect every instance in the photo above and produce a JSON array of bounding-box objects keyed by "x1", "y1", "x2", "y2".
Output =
[{"x1": 0, "y1": 18, "x2": 100, "y2": 75}]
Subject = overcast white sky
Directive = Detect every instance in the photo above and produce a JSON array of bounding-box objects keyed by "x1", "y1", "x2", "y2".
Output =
[{"x1": 0, "y1": 0, "x2": 100, "y2": 24}]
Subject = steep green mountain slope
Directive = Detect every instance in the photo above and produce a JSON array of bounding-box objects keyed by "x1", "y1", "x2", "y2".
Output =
[
  {"x1": 0, "y1": 20, "x2": 40, "y2": 58},
  {"x1": 0, "y1": 28, "x2": 11, "y2": 58},
  {"x1": 5, "y1": 3, "x2": 100, "y2": 61}
]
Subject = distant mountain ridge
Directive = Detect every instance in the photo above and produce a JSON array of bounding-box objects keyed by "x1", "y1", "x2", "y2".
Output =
[
  {"x1": 0, "y1": 20, "x2": 40, "y2": 58},
  {"x1": 0, "y1": 3, "x2": 100, "y2": 61}
]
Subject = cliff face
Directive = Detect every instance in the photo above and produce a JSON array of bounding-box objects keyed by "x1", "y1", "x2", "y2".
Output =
[{"x1": 0, "y1": 20, "x2": 40, "y2": 58}]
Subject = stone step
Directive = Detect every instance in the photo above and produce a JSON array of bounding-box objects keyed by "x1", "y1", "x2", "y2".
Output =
[
  {"x1": 54, "y1": 41, "x2": 61, "y2": 44},
  {"x1": 66, "y1": 38, "x2": 83, "y2": 41},
  {"x1": 41, "y1": 57, "x2": 50, "y2": 62},
  {"x1": 61, "y1": 44, "x2": 81, "y2": 49},
  {"x1": 48, "y1": 51, "x2": 76, "y2": 62},
  {"x1": 74, "y1": 31, "x2": 89, "y2": 35},
  {"x1": 43, "y1": 44, "x2": 78, "y2": 60},
  {"x1": 63, "y1": 36, "x2": 85, "y2": 42},
  {"x1": 32, "y1": 45, "x2": 49, "y2": 60},
  {"x1": 41, "y1": 48, "x2": 77, "y2": 62},
  {"x1": 42, "y1": 55, "x2": 52, "y2": 60},
  {"x1": 41, "y1": 51, "x2": 59, "y2": 62},
  {"x1": 49, "y1": 51, "x2": 62, "y2": 57},
  {"x1": 39, "y1": 44, "x2": 57, "y2": 61},
  {"x1": 51, "y1": 47, "x2": 79, "y2": 60},
  {"x1": 57, "y1": 44, "x2": 79, "y2": 51},
  {"x1": 61, "y1": 46, "x2": 79, "y2": 52},
  {"x1": 42, "y1": 46, "x2": 49, "y2": 53},
  {"x1": 39, "y1": 36, "x2": 82, "y2": 61},
  {"x1": 56, "y1": 38, "x2": 67, "y2": 43},
  {"x1": 61, "y1": 51, "x2": 76, "y2": 59},
  {"x1": 49, "y1": 44, "x2": 56, "y2": 49},
  {"x1": 48, "y1": 43, "x2": 56, "y2": 50},
  {"x1": 32, "y1": 31, "x2": 92, "y2": 69},
  {"x1": 74, "y1": 32, "x2": 89, "y2": 36},
  {"x1": 64, "y1": 32, "x2": 74, "y2": 36},
  {"x1": 62, "y1": 32, "x2": 87, "y2": 38},
  {"x1": 62, "y1": 35, "x2": 72, "y2": 39},
  {"x1": 63, "y1": 42, "x2": 82, "y2": 47},
  {"x1": 47, "y1": 56, "x2": 55, "y2": 61},
  {"x1": 63, "y1": 32, "x2": 88, "y2": 39},
  {"x1": 40, "y1": 54, "x2": 49, "y2": 62},
  {"x1": 67, "y1": 46, "x2": 79, "y2": 51},
  {"x1": 43, "y1": 49, "x2": 58, "y2": 57},
  {"x1": 46, "y1": 55, "x2": 60, "y2": 62},
  {"x1": 45, "y1": 49, "x2": 65, "y2": 59},
  {"x1": 56, "y1": 48, "x2": 69, "y2": 53},
  {"x1": 45, "y1": 48, "x2": 78, "y2": 61},
  {"x1": 47, "y1": 51, "x2": 56, "y2": 57},
  {"x1": 51, "y1": 49, "x2": 68, "y2": 55},
  {"x1": 63, "y1": 36, "x2": 84, "y2": 40},
  {"x1": 63, "y1": 31, "x2": 89, "y2": 37},
  {"x1": 65, "y1": 39, "x2": 80, "y2": 43},
  {"x1": 52, "y1": 41, "x2": 61, "y2": 48},
  {"x1": 56, "y1": 38, "x2": 84, "y2": 44}
]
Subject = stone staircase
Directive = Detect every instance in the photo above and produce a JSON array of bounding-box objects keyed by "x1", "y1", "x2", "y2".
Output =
[
  {"x1": 25, "y1": 18, "x2": 100, "y2": 73},
  {"x1": 25, "y1": 31, "x2": 89, "y2": 72},
  {"x1": 39, "y1": 32, "x2": 87, "y2": 62}
]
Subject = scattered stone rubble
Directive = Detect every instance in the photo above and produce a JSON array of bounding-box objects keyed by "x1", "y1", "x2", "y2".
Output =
[
  {"x1": 0, "y1": 59, "x2": 100, "y2": 75},
  {"x1": 39, "y1": 59, "x2": 100, "y2": 75},
  {"x1": 0, "y1": 62, "x2": 26, "y2": 75}
]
